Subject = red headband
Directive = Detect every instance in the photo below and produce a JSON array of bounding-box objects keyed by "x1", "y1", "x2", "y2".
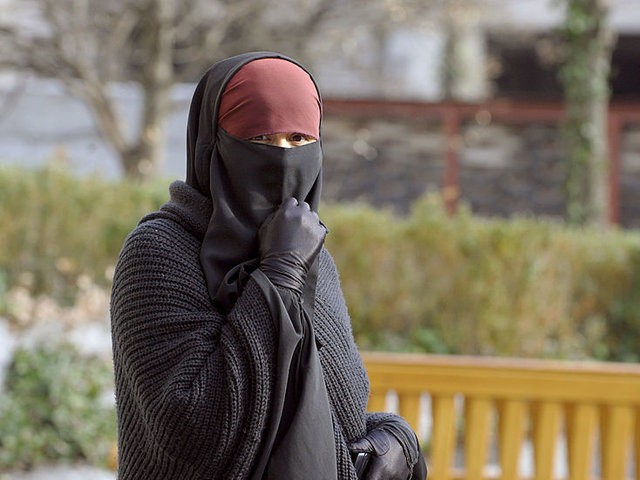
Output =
[{"x1": 218, "y1": 58, "x2": 321, "y2": 140}]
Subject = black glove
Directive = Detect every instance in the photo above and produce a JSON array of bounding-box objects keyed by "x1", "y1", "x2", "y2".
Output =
[
  {"x1": 349, "y1": 428, "x2": 411, "y2": 480},
  {"x1": 258, "y1": 197, "x2": 327, "y2": 293},
  {"x1": 349, "y1": 419, "x2": 427, "y2": 480}
]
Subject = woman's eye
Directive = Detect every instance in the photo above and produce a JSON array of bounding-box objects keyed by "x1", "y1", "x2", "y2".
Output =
[
  {"x1": 250, "y1": 135, "x2": 269, "y2": 142},
  {"x1": 290, "y1": 133, "x2": 308, "y2": 143}
]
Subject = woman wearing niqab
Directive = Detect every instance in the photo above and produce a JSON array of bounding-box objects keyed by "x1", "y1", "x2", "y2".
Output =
[{"x1": 111, "y1": 51, "x2": 427, "y2": 480}]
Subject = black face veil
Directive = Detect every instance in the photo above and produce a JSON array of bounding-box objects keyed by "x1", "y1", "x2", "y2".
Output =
[{"x1": 186, "y1": 52, "x2": 323, "y2": 312}]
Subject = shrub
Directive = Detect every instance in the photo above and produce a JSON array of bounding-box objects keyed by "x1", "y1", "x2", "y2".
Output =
[
  {"x1": 0, "y1": 164, "x2": 166, "y2": 305},
  {"x1": 323, "y1": 194, "x2": 640, "y2": 361},
  {"x1": 2, "y1": 165, "x2": 640, "y2": 361},
  {"x1": 0, "y1": 343, "x2": 116, "y2": 471}
]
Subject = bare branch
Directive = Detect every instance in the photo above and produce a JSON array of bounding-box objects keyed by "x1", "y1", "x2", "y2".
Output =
[{"x1": 1, "y1": 0, "x2": 392, "y2": 179}]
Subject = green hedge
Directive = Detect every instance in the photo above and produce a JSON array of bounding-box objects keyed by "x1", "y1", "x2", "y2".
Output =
[
  {"x1": 2, "y1": 165, "x2": 640, "y2": 361},
  {"x1": 0, "y1": 343, "x2": 116, "y2": 470},
  {"x1": 325, "y1": 198, "x2": 640, "y2": 361},
  {"x1": 0, "y1": 164, "x2": 166, "y2": 304}
]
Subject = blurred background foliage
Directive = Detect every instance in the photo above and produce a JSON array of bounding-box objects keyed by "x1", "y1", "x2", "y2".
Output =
[
  {"x1": 0, "y1": 163, "x2": 166, "y2": 305},
  {"x1": 0, "y1": 343, "x2": 115, "y2": 470},
  {"x1": 327, "y1": 195, "x2": 640, "y2": 361},
  {"x1": 2, "y1": 165, "x2": 639, "y2": 363}
]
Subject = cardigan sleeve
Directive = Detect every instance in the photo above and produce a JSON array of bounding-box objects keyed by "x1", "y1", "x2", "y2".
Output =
[{"x1": 110, "y1": 222, "x2": 279, "y2": 478}]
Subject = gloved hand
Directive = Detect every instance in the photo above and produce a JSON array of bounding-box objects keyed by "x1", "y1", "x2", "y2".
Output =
[
  {"x1": 349, "y1": 418, "x2": 427, "y2": 480},
  {"x1": 258, "y1": 197, "x2": 327, "y2": 293},
  {"x1": 349, "y1": 428, "x2": 412, "y2": 480}
]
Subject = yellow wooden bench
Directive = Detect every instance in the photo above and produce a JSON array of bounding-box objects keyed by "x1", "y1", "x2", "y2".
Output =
[{"x1": 363, "y1": 352, "x2": 640, "y2": 480}]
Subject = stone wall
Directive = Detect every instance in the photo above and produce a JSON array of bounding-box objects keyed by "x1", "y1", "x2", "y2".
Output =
[
  {"x1": 322, "y1": 116, "x2": 444, "y2": 212},
  {"x1": 458, "y1": 122, "x2": 567, "y2": 219},
  {"x1": 322, "y1": 114, "x2": 640, "y2": 228}
]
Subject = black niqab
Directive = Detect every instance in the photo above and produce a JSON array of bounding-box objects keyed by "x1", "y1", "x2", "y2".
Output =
[
  {"x1": 185, "y1": 52, "x2": 337, "y2": 479},
  {"x1": 186, "y1": 52, "x2": 322, "y2": 311},
  {"x1": 204, "y1": 128, "x2": 322, "y2": 310}
]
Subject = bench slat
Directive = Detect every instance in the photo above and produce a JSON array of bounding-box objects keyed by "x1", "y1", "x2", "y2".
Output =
[
  {"x1": 431, "y1": 394, "x2": 457, "y2": 480},
  {"x1": 532, "y1": 402, "x2": 562, "y2": 480},
  {"x1": 464, "y1": 397, "x2": 492, "y2": 480},
  {"x1": 600, "y1": 405, "x2": 633, "y2": 480},
  {"x1": 498, "y1": 399, "x2": 526, "y2": 480},
  {"x1": 566, "y1": 404, "x2": 597, "y2": 480}
]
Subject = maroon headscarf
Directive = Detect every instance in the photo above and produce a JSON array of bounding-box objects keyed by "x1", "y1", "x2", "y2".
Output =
[{"x1": 218, "y1": 58, "x2": 321, "y2": 140}]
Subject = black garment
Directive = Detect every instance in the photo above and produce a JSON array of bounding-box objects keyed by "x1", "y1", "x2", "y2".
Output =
[
  {"x1": 185, "y1": 52, "x2": 334, "y2": 479},
  {"x1": 205, "y1": 129, "x2": 322, "y2": 311},
  {"x1": 111, "y1": 182, "x2": 369, "y2": 479},
  {"x1": 185, "y1": 51, "x2": 323, "y2": 309},
  {"x1": 111, "y1": 51, "x2": 426, "y2": 479}
]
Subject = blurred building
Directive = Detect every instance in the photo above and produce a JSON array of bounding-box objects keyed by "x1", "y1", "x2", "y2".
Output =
[
  {"x1": 312, "y1": 0, "x2": 640, "y2": 226},
  {"x1": 0, "y1": 0, "x2": 639, "y2": 225},
  {"x1": 313, "y1": 0, "x2": 640, "y2": 102}
]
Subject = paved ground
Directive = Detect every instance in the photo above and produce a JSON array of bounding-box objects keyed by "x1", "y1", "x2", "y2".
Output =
[{"x1": 0, "y1": 465, "x2": 114, "y2": 480}]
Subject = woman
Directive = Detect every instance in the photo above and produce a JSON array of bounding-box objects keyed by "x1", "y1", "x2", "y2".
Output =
[{"x1": 111, "y1": 51, "x2": 427, "y2": 480}]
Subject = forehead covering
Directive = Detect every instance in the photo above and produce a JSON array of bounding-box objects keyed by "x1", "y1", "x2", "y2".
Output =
[{"x1": 218, "y1": 58, "x2": 321, "y2": 140}]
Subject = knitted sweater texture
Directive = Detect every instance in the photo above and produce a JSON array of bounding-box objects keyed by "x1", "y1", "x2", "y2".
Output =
[{"x1": 111, "y1": 182, "x2": 402, "y2": 479}]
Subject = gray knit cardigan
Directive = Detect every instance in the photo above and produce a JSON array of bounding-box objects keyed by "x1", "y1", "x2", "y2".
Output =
[{"x1": 111, "y1": 182, "x2": 414, "y2": 479}]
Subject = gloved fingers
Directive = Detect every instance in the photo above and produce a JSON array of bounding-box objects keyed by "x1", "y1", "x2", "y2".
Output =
[
  {"x1": 258, "y1": 195, "x2": 327, "y2": 291},
  {"x1": 349, "y1": 429, "x2": 391, "y2": 456},
  {"x1": 283, "y1": 197, "x2": 299, "y2": 207},
  {"x1": 279, "y1": 197, "x2": 323, "y2": 226},
  {"x1": 364, "y1": 429, "x2": 391, "y2": 455},
  {"x1": 300, "y1": 200, "x2": 311, "y2": 211},
  {"x1": 362, "y1": 456, "x2": 388, "y2": 480},
  {"x1": 362, "y1": 438, "x2": 411, "y2": 480},
  {"x1": 350, "y1": 427, "x2": 414, "y2": 480},
  {"x1": 372, "y1": 416, "x2": 421, "y2": 461},
  {"x1": 348, "y1": 437, "x2": 375, "y2": 454}
]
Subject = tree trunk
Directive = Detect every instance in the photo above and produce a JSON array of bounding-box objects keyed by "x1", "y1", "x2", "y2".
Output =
[
  {"x1": 441, "y1": 16, "x2": 458, "y2": 101},
  {"x1": 561, "y1": 0, "x2": 615, "y2": 226},
  {"x1": 585, "y1": 8, "x2": 613, "y2": 225},
  {"x1": 125, "y1": 0, "x2": 174, "y2": 181}
]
